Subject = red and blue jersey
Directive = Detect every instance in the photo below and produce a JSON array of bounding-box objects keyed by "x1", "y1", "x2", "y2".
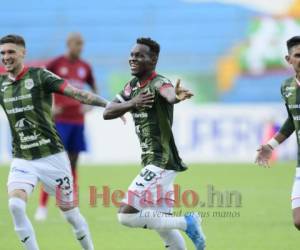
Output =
[{"x1": 47, "y1": 56, "x2": 95, "y2": 124}]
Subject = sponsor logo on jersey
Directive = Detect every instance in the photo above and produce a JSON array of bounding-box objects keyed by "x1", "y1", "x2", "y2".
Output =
[
  {"x1": 286, "y1": 86, "x2": 296, "y2": 91},
  {"x1": 3, "y1": 93, "x2": 32, "y2": 103},
  {"x1": 24, "y1": 79, "x2": 34, "y2": 90},
  {"x1": 19, "y1": 131, "x2": 41, "y2": 143},
  {"x1": 141, "y1": 150, "x2": 154, "y2": 155},
  {"x1": 285, "y1": 92, "x2": 293, "y2": 98},
  {"x1": 288, "y1": 104, "x2": 300, "y2": 109},
  {"x1": 133, "y1": 112, "x2": 148, "y2": 118},
  {"x1": 293, "y1": 115, "x2": 300, "y2": 121},
  {"x1": 20, "y1": 138, "x2": 51, "y2": 150},
  {"x1": 15, "y1": 118, "x2": 36, "y2": 132},
  {"x1": 6, "y1": 105, "x2": 34, "y2": 114}
]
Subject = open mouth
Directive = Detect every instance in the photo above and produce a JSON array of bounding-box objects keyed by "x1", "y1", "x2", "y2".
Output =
[
  {"x1": 4, "y1": 60, "x2": 14, "y2": 68},
  {"x1": 130, "y1": 62, "x2": 139, "y2": 71}
]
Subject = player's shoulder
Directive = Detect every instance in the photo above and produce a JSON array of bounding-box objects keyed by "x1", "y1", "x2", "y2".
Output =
[
  {"x1": 153, "y1": 74, "x2": 172, "y2": 84},
  {"x1": 27, "y1": 67, "x2": 49, "y2": 75},
  {"x1": 151, "y1": 74, "x2": 172, "y2": 90},
  {"x1": 78, "y1": 58, "x2": 92, "y2": 69},
  {"x1": 281, "y1": 76, "x2": 294, "y2": 88},
  {"x1": 51, "y1": 55, "x2": 65, "y2": 63},
  {"x1": 47, "y1": 55, "x2": 66, "y2": 68}
]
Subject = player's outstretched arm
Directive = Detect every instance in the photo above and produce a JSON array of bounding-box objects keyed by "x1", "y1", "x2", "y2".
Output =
[
  {"x1": 160, "y1": 79, "x2": 193, "y2": 104},
  {"x1": 62, "y1": 83, "x2": 108, "y2": 107},
  {"x1": 255, "y1": 132, "x2": 288, "y2": 167},
  {"x1": 103, "y1": 92, "x2": 154, "y2": 120}
]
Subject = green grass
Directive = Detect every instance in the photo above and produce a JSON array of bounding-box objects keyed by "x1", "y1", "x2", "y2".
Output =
[{"x1": 0, "y1": 163, "x2": 299, "y2": 250}]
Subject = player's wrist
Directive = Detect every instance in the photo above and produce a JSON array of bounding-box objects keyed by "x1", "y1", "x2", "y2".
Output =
[
  {"x1": 266, "y1": 138, "x2": 279, "y2": 150},
  {"x1": 129, "y1": 99, "x2": 137, "y2": 109}
]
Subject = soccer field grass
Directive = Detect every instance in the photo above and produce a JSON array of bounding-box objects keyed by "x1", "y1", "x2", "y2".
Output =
[{"x1": 1, "y1": 163, "x2": 300, "y2": 250}]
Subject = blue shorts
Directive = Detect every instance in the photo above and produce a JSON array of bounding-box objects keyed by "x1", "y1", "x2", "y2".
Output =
[{"x1": 56, "y1": 122, "x2": 86, "y2": 153}]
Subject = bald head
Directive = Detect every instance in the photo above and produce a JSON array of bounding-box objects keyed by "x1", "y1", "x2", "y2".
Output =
[{"x1": 66, "y1": 32, "x2": 84, "y2": 60}]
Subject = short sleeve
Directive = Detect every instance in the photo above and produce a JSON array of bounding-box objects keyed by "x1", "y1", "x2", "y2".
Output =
[
  {"x1": 40, "y1": 69, "x2": 65, "y2": 93},
  {"x1": 280, "y1": 84, "x2": 286, "y2": 102},
  {"x1": 154, "y1": 78, "x2": 173, "y2": 92},
  {"x1": 279, "y1": 104, "x2": 295, "y2": 138}
]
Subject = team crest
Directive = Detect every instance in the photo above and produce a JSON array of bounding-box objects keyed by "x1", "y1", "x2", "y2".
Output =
[{"x1": 25, "y1": 79, "x2": 34, "y2": 90}]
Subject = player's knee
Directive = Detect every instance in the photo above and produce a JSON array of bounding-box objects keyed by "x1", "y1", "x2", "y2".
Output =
[
  {"x1": 117, "y1": 213, "x2": 139, "y2": 228},
  {"x1": 8, "y1": 197, "x2": 26, "y2": 217}
]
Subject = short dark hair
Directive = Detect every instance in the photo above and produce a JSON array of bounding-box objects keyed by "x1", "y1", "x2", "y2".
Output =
[
  {"x1": 0, "y1": 34, "x2": 25, "y2": 48},
  {"x1": 136, "y1": 37, "x2": 160, "y2": 57},
  {"x1": 287, "y1": 36, "x2": 300, "y2": 53}
]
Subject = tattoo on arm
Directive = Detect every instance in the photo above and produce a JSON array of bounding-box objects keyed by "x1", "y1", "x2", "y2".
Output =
[{"x1": 63, "y1": 84, "x2": 108, "y2": 107}]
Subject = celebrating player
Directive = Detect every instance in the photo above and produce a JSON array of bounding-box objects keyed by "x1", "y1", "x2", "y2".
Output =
[
  {"x1": 255, "y1": 36, "x2": 300, "y2": 231},
  {"x1": 103, "y1": 37, "x2": 206, "y2": 250},
  {"x1": 35, "y1": 33, "x2": 97, "y2": 221},
  {"x1": 0, "y1": 34, "x2": 109, "y2": 250}
]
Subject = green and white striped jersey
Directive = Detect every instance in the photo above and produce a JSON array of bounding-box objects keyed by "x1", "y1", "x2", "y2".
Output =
[
  {"x1": 0, "y1": 67, "x2": 65, "y2": 160},
  {"x1": 117, "y1": 72, "x2": 187, "y2": 172}
]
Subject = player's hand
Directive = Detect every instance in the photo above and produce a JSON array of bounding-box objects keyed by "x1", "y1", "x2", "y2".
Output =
[
  {"x1": 175, "y1": 79, "x2": 194, "y2": 101},
  {"x1": 131, "y1": 91, "x2": 154, "y2": 109},
  {"x1": 255, "y1": 144, "x2": 273, "y2": 168}
]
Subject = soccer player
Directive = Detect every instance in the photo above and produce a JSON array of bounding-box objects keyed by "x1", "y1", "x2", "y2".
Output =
[
  {"x1": 103, "y1": 37, "x2": 206, "y2": 250},
  {"x1": 0, "y1": 34, "x2": 109, "y2": 250},
  {"x1": 35, "y1": 33, "x2": 97, "y2": 221},
  {"x1": 255, "y1": 36, "x2": 300, "y2": 231}
]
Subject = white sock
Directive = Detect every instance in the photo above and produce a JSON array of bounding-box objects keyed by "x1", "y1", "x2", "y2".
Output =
[
  {"x1": 117, "y1": 209, "x2": 187, "y2": 231},
  {"x1": 8, "y1": 198, "x2": 39, "y2": 250},
  {"x1": 157, "y1": 230, "x2": 187, "y2": 250},
  {"x1": 63, "y1": 207, "x2": 94, "y2": 250}
]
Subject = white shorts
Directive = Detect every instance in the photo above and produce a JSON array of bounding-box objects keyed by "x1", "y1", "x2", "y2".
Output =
[
  {"x1": 122, "y1": 165, "x2": 177, "y2": 213},
  {"x1": 7, "y1": 152, "x2": 75, "y2": 207},
  {"x1": 291, "y1": 168, "x2": 300, "y2": 209}
]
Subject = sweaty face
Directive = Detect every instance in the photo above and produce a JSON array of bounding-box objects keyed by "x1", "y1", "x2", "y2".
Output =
[
  {"x1": 68, "y1": 36, "x2": 83, "y2": 59},
  {"x1": 0, "y1": 43, "x2": 25, "y2": 73},
  {"x1": 129, "y1": 44, "x2": 155, "y2": 77},
  {"x1": 286, "y1": 45, "x2": 300, "y2": 75}
]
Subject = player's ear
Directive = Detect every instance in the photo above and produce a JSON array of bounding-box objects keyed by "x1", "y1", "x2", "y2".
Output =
[
  {"x1": 285, "y1": 55, "x2": 291, "y2": 64},
  {"x1": 20, "y1": 47, "x2": 26, "y2": 59},
  {"x1": 151, "y1": 54, "x2": 158, "y2": 66}
]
